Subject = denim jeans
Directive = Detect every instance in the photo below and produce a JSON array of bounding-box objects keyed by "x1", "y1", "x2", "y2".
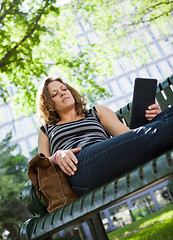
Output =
[{"x1": 67, "y1": 107, "x2": 173, "y2": 196}]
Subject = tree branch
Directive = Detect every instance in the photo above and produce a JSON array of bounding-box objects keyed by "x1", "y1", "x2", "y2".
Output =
[
  {"x1": 119, "y1": 1, "x2": 173, "y2": 27},
  {"x1": 0, "y1": 0, "x2": 49, "y2": 69},
  {"x1": 0, "y1": 0, "x2": 20, "y2": 24},
  {"x1": 2, "y1": 58, "x2": 25, "y2": 65},
  {"x1": 129, "y1": 10, "x2": 172, "y2": 26},
  {"x1": 143, "y1": 0, "x2": 173, "y2": 14},
  {"x1": 0, "y1": 1, "x2": 6, "y2": 12}
]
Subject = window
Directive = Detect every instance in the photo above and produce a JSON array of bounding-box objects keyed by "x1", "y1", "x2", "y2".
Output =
[
  {"x1": 154, "y1": 187, "x2": 173, "y2": 208},
  {"x1": 109, "y1": 203, "x2": 132, "y2": 227},
  {"x1": 131, "y1": 194, "x2": 155, "y2": 220}
]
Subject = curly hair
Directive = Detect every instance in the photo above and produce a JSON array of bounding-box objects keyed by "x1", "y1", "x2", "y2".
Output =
[{"x1": 37, "y1": 77, "x2": 87, "y2": 125}]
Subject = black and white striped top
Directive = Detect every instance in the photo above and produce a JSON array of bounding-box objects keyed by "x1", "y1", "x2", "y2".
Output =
[{"x1": 40, "y1": 106, "x2": 110, "y2": 155}]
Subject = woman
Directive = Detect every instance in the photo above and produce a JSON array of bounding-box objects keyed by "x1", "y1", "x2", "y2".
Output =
[{"x1": 37, "y1": 77, "x2": 173, "y2": 196}]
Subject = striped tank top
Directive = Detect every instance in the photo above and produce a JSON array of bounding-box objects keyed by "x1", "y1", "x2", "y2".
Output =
[{"x1": 40, "y1": 106, "x2": 110, "y2": 155}]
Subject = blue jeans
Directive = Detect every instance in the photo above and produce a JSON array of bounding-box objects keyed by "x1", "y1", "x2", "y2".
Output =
[{"x1": 67, "y1": 107, "x2": 173, "y2": 196}]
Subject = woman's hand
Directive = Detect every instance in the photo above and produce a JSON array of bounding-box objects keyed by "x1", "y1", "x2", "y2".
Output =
[
  {"x1": 145, "y1": 102, "x2": 161, "y2": 121},
  {"x1": 55, "y1": 148, "x2": 81, "y2": 176}
]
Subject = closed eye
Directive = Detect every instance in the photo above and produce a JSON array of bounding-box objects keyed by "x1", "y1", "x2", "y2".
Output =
[
  {"x1": 52, "y1": 93, "x2": 57, "y2": 98},
  {"x1": 51, "y1": 87, "x2": 68, "y2": 97}
]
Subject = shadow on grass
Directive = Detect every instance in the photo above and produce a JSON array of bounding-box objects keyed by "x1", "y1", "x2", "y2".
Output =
[
  {"x1": 122, "y1": 217, "x2": 173, "y2": 240},
  {"x1": 108, "y1": 203, "x2": 173, "y2": 240}
]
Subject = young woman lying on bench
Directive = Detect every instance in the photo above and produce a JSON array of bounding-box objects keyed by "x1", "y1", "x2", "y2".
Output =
[{"x1": 37, "y1": 77, "x2": 172, "y2": 198}]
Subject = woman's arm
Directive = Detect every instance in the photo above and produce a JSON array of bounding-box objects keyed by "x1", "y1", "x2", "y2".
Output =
[
  {"x1": 95, "y1": 105, "x2": 130, "y2": 137},
  {"x1": 38, "y1": 129, "x2": 81, "y2": 176},
  {"x1": 96, "y1": 103, "x2": 161, "y2": 136},
  {"x1": 38, "y1": 129, "x2": 51, "y2": 157}
]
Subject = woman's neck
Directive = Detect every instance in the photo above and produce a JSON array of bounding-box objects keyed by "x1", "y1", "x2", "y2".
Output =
[{"x1": 58, "y1": 108, "x2": 83, "y2": 124}]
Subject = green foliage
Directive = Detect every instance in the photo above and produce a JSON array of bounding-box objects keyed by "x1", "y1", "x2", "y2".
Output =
[
  {"x1": 72, "y1": 0, "x2": 173, "y2": 65},
  {"x1": 108, "y1": 203, "x2": 173, "y2": 240},
  {"x1": 0, "y1": 0, "x2": 112, "y2": 115},
  {"x1": 0, "y1": 133, "x2": 30, "y2": 240},
  {"x1": 0, "y1": 0, "x2": 58, "y2": 114},
  {"x1": 29, "y1": 146, "x2": 38, "y2": 157},
  {"x1": 0, "y1": 0, "x2": 172, "y2": 115}
]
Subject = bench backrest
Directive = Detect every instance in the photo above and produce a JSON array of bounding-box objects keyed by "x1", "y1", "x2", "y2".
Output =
[{"x1": 116, "y1": 74, "x2": 173, "y2": 126}]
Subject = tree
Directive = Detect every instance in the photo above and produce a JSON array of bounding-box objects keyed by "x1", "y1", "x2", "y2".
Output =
[
  {"x1": 0, "y1": 133, "x2": 30, "y2": 240},
  {"x1": 72, "y1": 0, "x2": 173, "y2": 64},
  {"x1": 0, "y1": 0, "x2": 111, "y2": 116},
  {"x1": 0, "y1": 0, "x2": 172, "y2": 114}
]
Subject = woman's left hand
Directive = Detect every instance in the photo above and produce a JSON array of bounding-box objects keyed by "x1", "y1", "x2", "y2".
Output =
[{"x1": 145, "y1": 102, "x2": 161, "y2": 121}]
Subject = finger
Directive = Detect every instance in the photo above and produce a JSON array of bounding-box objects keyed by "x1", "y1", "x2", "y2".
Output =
[
  {"x1": 145, "y1": 109, "x2": 160, "y2": 115},
  {"x1": 66, "y1": 157, "x2": 78, "y2": 172},
  {"x1": 146, "y1": 114, "x2": 156, "y2": 117},
  {"x1": 64, "y1": 153, "x2": 78, "y2": 172},
  {"x1": 145, "y1": 113, "x2": 157, "y2": 118},
  {"x1": 59, "y1": 150, "x2": 78, "y2": 166},
  {"x1": 148, "y1": 104, "x2": 161, "y2": 112},
  {"x1": 71, "y1": 148, "x2": 82, "y2": 153},
  {"x1": 68, "y1": 150, "x2": 80, "y2": 164},
  {"x1": 60, "y1": 164, "x2": 73, "y2": 176},
  {"x1": 61, "y1": 158, "x2": 76, "y2": 176},
  {"x1": 146, "y1": 117, "x2": 153, "y2": 121},
  {"x1": 148, "y1": 103, "x2": 158, "y2": 110},
  {"x1": 64, "y1": 152, "x2": 78, "y2": 170}
]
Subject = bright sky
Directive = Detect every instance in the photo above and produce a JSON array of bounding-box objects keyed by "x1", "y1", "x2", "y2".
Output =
[{"x1": 56, "y1": 0, "x2": 72, "y2": 6}]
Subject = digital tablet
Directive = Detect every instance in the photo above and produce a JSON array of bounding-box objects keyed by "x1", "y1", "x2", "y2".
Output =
[{"x1": 130, "y1": 78, "x2": 157, "y2": 129}]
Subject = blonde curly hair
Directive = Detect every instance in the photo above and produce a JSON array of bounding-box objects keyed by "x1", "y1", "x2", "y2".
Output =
[{"x1": 37, "y1": 77, "x2": 87, "y2": 125}]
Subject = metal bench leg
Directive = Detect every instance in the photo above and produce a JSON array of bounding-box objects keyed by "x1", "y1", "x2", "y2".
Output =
[{"x1": 87, "y1": 213, "x2": 109, "y2": 240}]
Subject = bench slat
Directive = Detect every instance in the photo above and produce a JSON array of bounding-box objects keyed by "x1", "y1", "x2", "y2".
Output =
[{"x1": 156, "y1": 75, "x2": 173, "y2": 110}]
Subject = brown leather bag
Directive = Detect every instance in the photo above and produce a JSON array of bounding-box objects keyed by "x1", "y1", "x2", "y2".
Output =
[{"x1": 28, "y1": 153, "x2": 79, "y2": 212}]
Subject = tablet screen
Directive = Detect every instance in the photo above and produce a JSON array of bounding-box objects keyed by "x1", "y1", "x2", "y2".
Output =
[{"x1": 130, "y1": 78, "x2": 157, "y2": 129}]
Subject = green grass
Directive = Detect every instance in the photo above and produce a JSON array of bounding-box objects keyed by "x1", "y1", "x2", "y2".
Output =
[{"x1": 108, "y1": 203, "x2": 173, "y2": 240}]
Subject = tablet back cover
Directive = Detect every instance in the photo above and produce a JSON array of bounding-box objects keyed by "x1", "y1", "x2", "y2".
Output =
[{"x1": 130, "y1": 78, "x2": 157, "y2": 129}]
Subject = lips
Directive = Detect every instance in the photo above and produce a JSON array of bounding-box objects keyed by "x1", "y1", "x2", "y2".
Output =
[{"x1": 62, "y1": 97, "x2": 70, "y2": 102}]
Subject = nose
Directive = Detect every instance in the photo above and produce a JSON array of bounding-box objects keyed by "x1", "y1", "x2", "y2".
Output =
[{"x1": 60, "y1": 90, "x2": 65, "y2": 97}]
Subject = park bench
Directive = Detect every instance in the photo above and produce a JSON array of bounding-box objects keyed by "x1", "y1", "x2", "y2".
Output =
[{"x1": 20, "y1": 74, "x2": 173, "y2": 240}]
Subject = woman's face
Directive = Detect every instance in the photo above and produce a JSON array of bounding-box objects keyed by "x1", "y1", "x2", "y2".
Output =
[{"x1": 47, "y1": 80, "x2": 75, "y2": 114}]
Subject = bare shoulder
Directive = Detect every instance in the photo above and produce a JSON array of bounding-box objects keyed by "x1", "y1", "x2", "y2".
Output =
[
  {"x1": 95, "y1": 105, "x2": 110, "y2": 111},
  {"x1": 95, "y1": 105, "x2": 129, "y2": 136},
  {"x1": 95, "y1": 104, "x2": 113, "y2": 113},
  {"x1": 38, "y1": 128, "x2": 48, "y2": 139},
  {"x1": 95, "y1": 105, "x2": 117, "y2": 119}
]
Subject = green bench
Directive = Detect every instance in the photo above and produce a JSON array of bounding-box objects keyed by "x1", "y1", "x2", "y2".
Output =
[{"x1": 20, "y1": 75, "x2": 173, "y2": 240}]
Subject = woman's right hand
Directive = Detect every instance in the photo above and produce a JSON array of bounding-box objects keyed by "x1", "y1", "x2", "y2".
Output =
[{"x1": 55, "y1": 148, "x2": 81, "y2": 176}]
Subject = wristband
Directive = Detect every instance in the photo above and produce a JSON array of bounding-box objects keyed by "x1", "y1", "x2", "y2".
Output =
[{"x1": 55, "y1": 150, "x2": 63, "y2": 164}]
